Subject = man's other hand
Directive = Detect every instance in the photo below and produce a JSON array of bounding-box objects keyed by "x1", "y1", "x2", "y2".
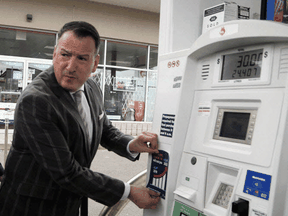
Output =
[{"x1": 128, "y1": 186, "x2": 160, "y2": 209}]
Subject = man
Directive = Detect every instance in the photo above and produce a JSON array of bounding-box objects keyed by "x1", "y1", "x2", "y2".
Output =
[{"x1": 0, "y1": 21, "x2": 160, "y2": 216}]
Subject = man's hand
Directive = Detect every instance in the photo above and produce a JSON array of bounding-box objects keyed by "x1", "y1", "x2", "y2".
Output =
[
  {"x1": 129, "y1": 132, "x2": 159, "y2": 154},
  {"x1": 128, "y1": 186, "x2": 160, "y2": 209}
]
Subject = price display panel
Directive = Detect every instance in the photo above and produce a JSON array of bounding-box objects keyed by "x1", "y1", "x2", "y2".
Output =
[
  {"x1": 212, "y1": 44, "x2": 272, "y2": 87},
  {"x1": 221, "y1": 49, "x2": 263, "y2": 80}
]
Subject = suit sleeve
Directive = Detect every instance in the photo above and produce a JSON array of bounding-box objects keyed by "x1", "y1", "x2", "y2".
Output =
[
  {"x1": 13, "y1": 91, "x2": 126, "y2": 206},
  {"x1": 100, "y1": 115, "x2": 139, "y2": 161}
]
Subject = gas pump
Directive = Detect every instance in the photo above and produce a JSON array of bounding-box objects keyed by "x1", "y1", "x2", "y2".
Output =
[{"x1": 145, "y1": 20, "x2": 288, "y2": 216}]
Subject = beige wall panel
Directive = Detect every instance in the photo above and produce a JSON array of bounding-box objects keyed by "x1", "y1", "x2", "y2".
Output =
[
  {"x1": 0, "y1": 0, "x2": 159, "y2": 44},
  {"x1": 73, "y1": 2, "x2": 160, "y2": 44},
  {"x1": 0, "y1": 0, "x2": 73, "y2": 32}
]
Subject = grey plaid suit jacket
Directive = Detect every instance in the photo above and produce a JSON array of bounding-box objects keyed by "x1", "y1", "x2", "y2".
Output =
[{"x1": 0, "y1": 66, "x2": 136, "y2": 216}]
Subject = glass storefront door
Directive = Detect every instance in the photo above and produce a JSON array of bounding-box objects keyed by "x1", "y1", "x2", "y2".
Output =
[
  {"x1": 104, "y1": 68, "x2": 147, "y2": 121},
  {"x1": 0, "y1": 56, "x2": 52, "y2": 129}
]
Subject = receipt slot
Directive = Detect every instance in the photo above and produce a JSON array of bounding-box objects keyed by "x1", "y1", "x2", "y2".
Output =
[{"x1": 145, "y1": 20, "x2": 288, "y2": 216}]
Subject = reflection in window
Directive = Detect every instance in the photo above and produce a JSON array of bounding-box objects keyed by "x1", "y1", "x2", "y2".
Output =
[
  {"x1": 104, "y1": 68, "x2": 146, "y2": 121},
  {"x1": 150, "y1": 46, "x2": 158, "y2": 70},
  {"x1": 0, "y1": 29, "x2": 158, "y2": 123},
  {"x1": 98, "y1": 40, "x2": 105, "y2": 65},
  {"x1": 0, "y1": 60, "x2": 23, "y2": 96},
  {"x1": 28, "y1": 63, "x2": 52, "y2": 84},
  {"x1": 0, "y1": 28, "x2": 56, "y2": 59},
  {"x1": 90, "y1": 67, "x2": 104, "y2": 90},
  {"x1": 106, "y1": 41, "x2": 148, "y2": 69},
  {"x1": 0, "y1": 60, "x2": 24, "y2": 128}
]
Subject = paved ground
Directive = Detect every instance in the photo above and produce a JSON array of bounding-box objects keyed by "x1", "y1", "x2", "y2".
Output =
[
  {"x1": 0, "y1": 145, "x2": 148, "y2": 216},
  {"x1": 88, "y1": 146, "x2": 148, "y2": 216}
]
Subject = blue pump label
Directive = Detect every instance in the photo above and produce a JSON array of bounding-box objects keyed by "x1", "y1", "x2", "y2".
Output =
[{"x1": 243, "y1": 170, "x2": 272, "y2": 200}]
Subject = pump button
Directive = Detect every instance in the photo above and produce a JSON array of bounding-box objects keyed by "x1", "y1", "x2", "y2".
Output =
[{"x1": 191, "y1": 157, "x2": 197, "y2": 165}]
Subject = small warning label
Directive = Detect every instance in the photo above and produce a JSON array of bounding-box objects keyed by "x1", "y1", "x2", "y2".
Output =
[
  {"x1": 160, "y1": 114, "x2": 175, "y2": 138},
  {"x1": 198, "y1": 102, "x2": 211, "y2": 116}
]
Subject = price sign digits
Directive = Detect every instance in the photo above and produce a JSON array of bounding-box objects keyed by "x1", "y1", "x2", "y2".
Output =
[
  {"x1": 222, "y1": 49, "x2": 263, "y2": 80},
  {"x1": 237, "y1": 52, "x2": 262, "y2": 68}
]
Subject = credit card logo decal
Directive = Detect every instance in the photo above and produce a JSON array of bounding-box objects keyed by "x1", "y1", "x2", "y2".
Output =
[
  {"x1": 243, "y1": 170, "x2": 272, "y2": 200},
  {"x1": 147, "y1": 150, "x2": 169, "y2": 199}
]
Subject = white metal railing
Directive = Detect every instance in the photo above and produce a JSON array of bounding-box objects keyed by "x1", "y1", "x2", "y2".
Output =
[
  {"x1": 0, "y1": 118, "x2": 11, "y2": 164},
  {"x1": 0, "y1": 120, "x2": 152, "y2": 165},
  {"x1": 111, "y1": 121, "x2": 152, "y2": 136}
]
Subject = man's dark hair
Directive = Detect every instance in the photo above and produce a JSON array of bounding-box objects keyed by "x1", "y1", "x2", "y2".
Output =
[{"x1": 57, "y1": 21, "x2": 101, "y2": 55}]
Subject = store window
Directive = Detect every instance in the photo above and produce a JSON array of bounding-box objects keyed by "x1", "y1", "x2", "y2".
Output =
[
  {"x1": 146, "y1": 71, "x2": 157, "y2": 122},
  {"x1": 0, "y1": 60, "x2": 23, "y2": 128},
  {"x1": 106, "y1": 41, "x2": 148, "y2": 69},
  {"x1": 28, "y1": 63, "x2": 52, "y2": 84},
  {"x1": 0, "y1": 60, "x2": 23, "y2": 102},
  {"x1": 98, "y1": 40, "x2": 105, "y2": 65},
  {"x1": 104, "y1": 68, "x2": 147, "y2": 121},
  {"x1": 0, "y1": 26, "x2": 158, "y2": 123},
  {"x1": 0, "y1": 27, "x2": 56, "y2": 59},
  {"x1": 101, "y1": 40, "x2": 158, "y2": 122},
  {"x1": 150, "y1": 46, "x2": 158, "y2": 70},
  {"x1": 91, "y1": 67, "x2": 104, "y2": 89},
  {"x1": 0, "y1": 58, "x2": 52, "y2": 129}
]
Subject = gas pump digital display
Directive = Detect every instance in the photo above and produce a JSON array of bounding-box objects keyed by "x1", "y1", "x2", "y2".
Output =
[
  {"x1": 221, "y1": 49, "x2": 263, "y2": 80},
  {"x1": 213, "y1": 109, "x2": 257, "y2": 145}
]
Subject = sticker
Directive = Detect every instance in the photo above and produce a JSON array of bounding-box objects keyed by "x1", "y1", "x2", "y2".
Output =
[
  {"x1": 243, "y1": 170, "x2": 272, "y2": 200},
  {"x1": 174, "y1": 76, "x2": 182, "y2": 82},
  {"x1": 210, "y1": 23, "x2": 239, "y2": 39},
  {"x1": 252, "y1": 209, "x2": 267, "y2": 216},
  {"x1": 172, "y1": 61, "x2": 176, "y2": 67},
  {"x1": 172, "y1": 200, "x2": 205, "y2": 216},
  {"x1": 173, "y1": 76, "x2": 182, "y2": 88},
  {"x1": 168, "y1": 60, "x2": 181, "y2": 68},
  {"x1": 160, "y1": 114, "x2": 175, "y2": 138},
  {"x1": 173, "y1": 83, "x2": 181, "y2": 88},
  {"x1": 198, "y1": 102, "x2": 211, "y2": 116},
  {"x1": 147, "y1": 150, "x2": 169, "y2": 199}
]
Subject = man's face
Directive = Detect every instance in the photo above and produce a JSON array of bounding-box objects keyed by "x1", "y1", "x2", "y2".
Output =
[{"x1": 53, "y1": 31, "x2": 99, "y2": 92}]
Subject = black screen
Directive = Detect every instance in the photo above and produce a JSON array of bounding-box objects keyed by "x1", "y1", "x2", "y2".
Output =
[{"x1": 220, "y1": 112, "x2": 250, "y2": 140}]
